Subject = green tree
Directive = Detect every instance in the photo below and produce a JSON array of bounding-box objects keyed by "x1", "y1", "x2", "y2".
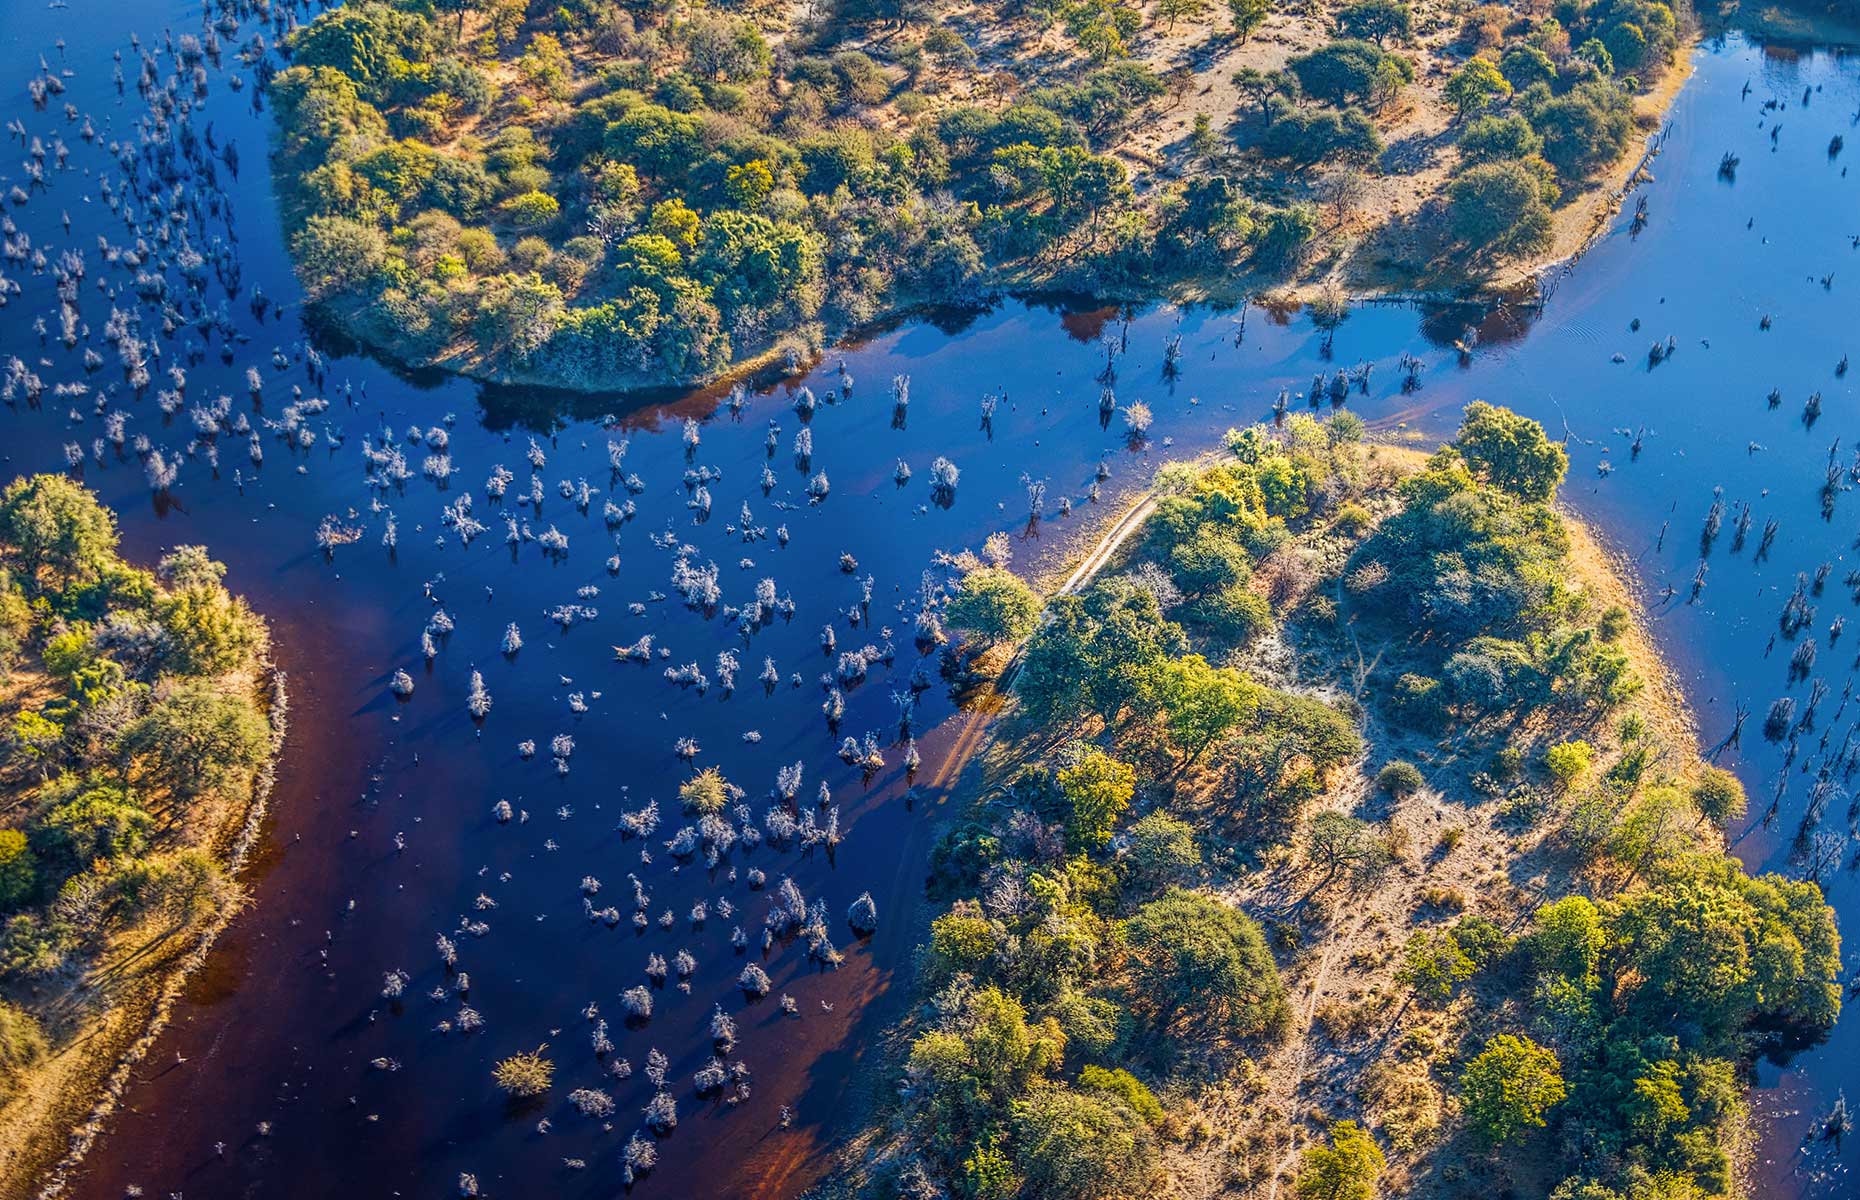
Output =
[
  {"x1": 1499, "y1": 43, "x2": 1558, "y2": 91},
  {"x1": 945, "y1": 567, "x2": 1042, "y2": 647},
  {"x1": 1231, "y1": 67, "x2": 1292, "y2": 118},
  {"x1": 1123, "y1": 888, "x2": 1286, "y2": 1037},
  {"x1": 1528, "y1": 895, "x2": 1603, "y2": 987},
  {"x1": 1056, "y1": 748, "x2": 1136, "y2": 850},
  {"x1": 1227, "y1": 0, "x2": 1271, "y2": 39},
  {"x1": 1453, "y1": 402, "x2": 1569, "y2": 502},
  {"x1": 725, "y1": 159, "x2": 775, "y2": 210},
  {"x1": 289, "y1": 216, "x2": 388, "y2": 302},
  {"x1": 908, "y1": 987, "x2": 1066, "y2": 1156},
  {"x1": 1141, "y1": 654, "x2": 1256, "y2": 768},
  {"x1": 1689, "y1": 766, "x2": 1748, "y2": 824},
  {"x1": 155, "y1": 584, "x2": 269, "y2": 676},
  {"x1": 1295, "y1": 1119, "x2": 1385, "y2": 1200},
  {"x1": 0, "y1": 475, "x2": 119, "y2": 591},
  {"x1": 1124, "y1": 811, "x2": 1201, "y2": 887},
  {"x1": 1444, "y1": 57, "x2": 1511, "y2": 122},
  {"x1": 1447, "y1": 161, "x2": 1554, "y2": 262},
  {"x1": 1457, "y1": 113, "x2": 1542, "y2": 165},
  {"x1": 31, "y1": 785, "x2": 152, "y2": 868},
  {"x1": 1530, "y1": 82, "x2": 1633, "y2": 179},
  {"x1": 120, "y1": 681, "x2": 271, "y2": 805},
  {"x1": 1544, "y1": 739, "x2": 1594, "y2": 791},
  {"x1": 1153, "y1": 0, "x2": 1210, "y2": 31},
  {"x1": 1397, "y1": 927, "x2": 1475, "y2": 1004},
  {"x1": 1288, "y1": 39, "x2": 1410, "y2": 108},
  {"x1": 1335, "y1": 0, "x2": 1410, "y2": 45},
  {"x1": 1303, "y1": 811, "x2": 1388, "y2": 886},
  {"x1": 1459, "y1": 1034, "x2": 1566, "y2": 1144}
]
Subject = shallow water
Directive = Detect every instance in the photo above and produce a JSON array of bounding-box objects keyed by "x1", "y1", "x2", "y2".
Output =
[{"x1": 0, "y1": 5, "x2": 1855, "y2": 1197}]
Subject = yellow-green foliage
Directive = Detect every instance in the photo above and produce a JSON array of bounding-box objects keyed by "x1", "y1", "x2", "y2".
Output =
[{"x1": 0, "y1": 478, "x2": 271, "y2": 982}]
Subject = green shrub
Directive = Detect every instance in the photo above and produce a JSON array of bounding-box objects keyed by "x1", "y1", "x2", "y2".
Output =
[
  {"x1": 1377, "y1": 760, "x2": 1425, "y2": 796},
  {"x1": 1078, "y1": 1064, "x2": 1164, "y2": 1125},
  {"x1": 0, "y1": 831, "x2": 38, "y2": 911},
  {"x1": 1689, "y1": 766, "x2": 1747, "y2": 824}
]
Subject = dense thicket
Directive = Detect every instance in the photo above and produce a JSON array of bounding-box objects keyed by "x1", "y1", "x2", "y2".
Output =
[{"x1": 272, "y1": 0, "x2": 1320, "y2": 388}]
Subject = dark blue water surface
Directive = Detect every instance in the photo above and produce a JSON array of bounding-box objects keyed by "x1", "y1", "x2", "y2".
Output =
[{"x1": 0, "y1": 3, "x2": 1856, "y2": 1196}]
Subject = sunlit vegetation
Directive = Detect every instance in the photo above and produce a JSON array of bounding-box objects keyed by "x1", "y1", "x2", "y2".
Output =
[
  {"x1": 865, "y1": 407, "x2": 1837, "y2": 1200},
  {"x1": 272, "y1": 0, "x2": 1679, "y2": 389},
  {"x1": 0, "y1": 478, "x2": 273, "y2": 1116}
]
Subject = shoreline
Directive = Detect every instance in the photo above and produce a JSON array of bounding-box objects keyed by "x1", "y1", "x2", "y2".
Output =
[{"x1": 0, "y1": 669, "x2": 290, "y2": 1200}]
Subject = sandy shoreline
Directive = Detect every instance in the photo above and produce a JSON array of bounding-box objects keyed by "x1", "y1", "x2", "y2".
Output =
[{"x1": 0, "y1": 671, "x2": 289, "y2": 1200}]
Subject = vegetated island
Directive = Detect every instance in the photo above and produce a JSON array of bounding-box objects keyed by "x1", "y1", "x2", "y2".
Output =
[
  {"x1": 270, "y1": 0, "x2": 1685, "y2": 391},
  {"x1": 826, "y1": 405, "x2": 1840, "y2": 1200},
  {"x1": 0, "y1": 477, "x2": 283, "y2": 1199}
]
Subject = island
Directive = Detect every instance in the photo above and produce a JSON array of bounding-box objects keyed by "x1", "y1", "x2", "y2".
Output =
[
  {"x1": 270, "y1": 0, "x2": 1682, "y2": 391},
  {"x1": 830, "y1": 405, "x2": 1840, "y2": 1200}
]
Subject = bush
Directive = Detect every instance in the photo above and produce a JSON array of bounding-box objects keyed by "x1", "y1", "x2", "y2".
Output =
[
  {"x1": 493, "y1": 1046, "x2": 555, "y2": 1096},
  {"x1": 0, "y1": 1000, "x2": 47, "y2": 1091},
  {"x1": 1376, "y1": 760, "x2": 1424, "y2": 796},
  {"x1": 1332, "y1": 503, "x2": 1372, "y2": 535},
  {"x1": 1078, "y1": 1064, "x2": 1164, "y2": 1125},
  {"x1": 1389, "y1": 673, "x2": 1448, "y2": 733},
  {"x1": 0, "y1": 914, "x2": 67, "y2": 979},
  {"x1": 500, "y1": 190, "x2": 561, "y2": 228},
  {"x1": 1689, "y1": 766, "x2": 1747, "y2": 824},
  {"x1": 1294, "y1": 1119, "x2": 1385, "y2": 1199},
  {"x1": 1459, "y1": 1034, "x2": 1566, "y2": 1144},
  {"x1": 1544, "y1": 740, "x2": 1593, "y2": 792},
  {"x1": 1186, "y1": 585, "x2": 1274, "y2": 645},
  {"x1": 678, "y1": 767, "x2": 733, "y2": 814},
  {"x1": 0, "y1": 831, "x2": 37, "y2": 911}
]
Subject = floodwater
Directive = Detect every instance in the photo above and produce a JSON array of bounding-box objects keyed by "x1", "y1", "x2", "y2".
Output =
[{"x1": 0, "y1": 2, "x2": 1854, "y2": 1196}]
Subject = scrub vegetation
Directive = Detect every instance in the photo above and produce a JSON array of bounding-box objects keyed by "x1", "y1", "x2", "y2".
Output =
[
  {"x1": 0, "y1": 477, "x2": 279, "y2": 1195},
  {"x1": 270, "y1": 0, "x2": 1684, "y2": 390},
  {"x1": 843, "y1": 407, "x2": 1838, "y2": 1200}
]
